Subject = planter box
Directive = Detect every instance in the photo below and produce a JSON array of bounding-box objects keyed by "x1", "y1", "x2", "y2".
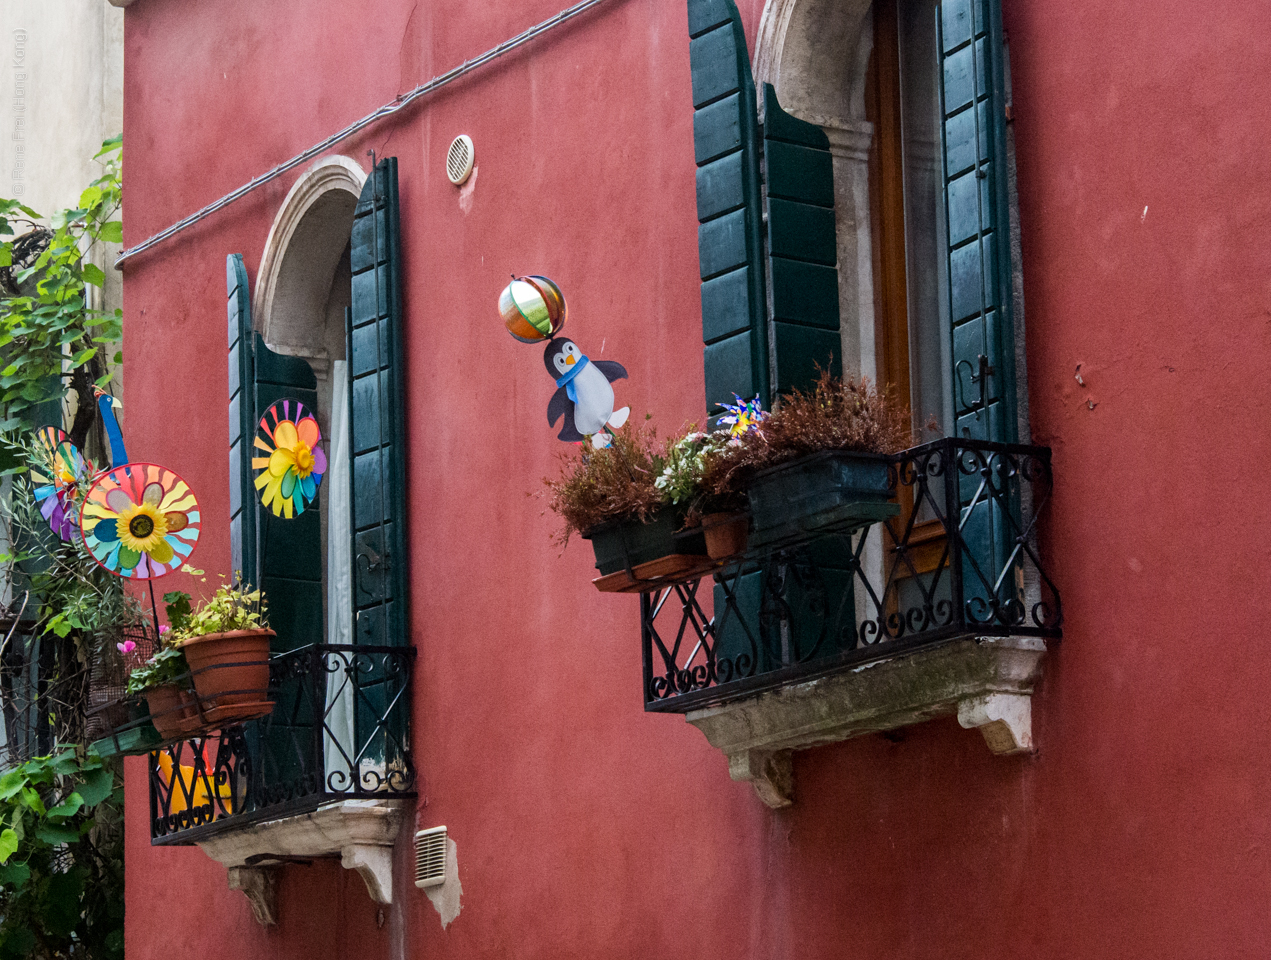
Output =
[
  {"x1": 582, "y1": 509, "x2": 707, "y2": 576},
  {"x1": 88, "y1": 697, "x2": 165, "y2": 757},
  {"x1": 89, "y1": 721, "x2": 164, "y2": 758},
  {"x1": 746, "y1": 450, "x2": 899, "y2": 548}
]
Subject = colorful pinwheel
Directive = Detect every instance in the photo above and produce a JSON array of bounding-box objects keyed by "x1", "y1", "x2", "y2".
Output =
[
  {"x1": 30, "y1": 427, "x2": 95, "y2": 541},
  {"x1": 252, "y1": 400, "x2": 326, "y2": 519},
  {"x1": 719, "y1": 394, "x2": 767, "y2": 436},
  {"x1": 80, "y1": 463, "x2": 200, "y2": 579}
]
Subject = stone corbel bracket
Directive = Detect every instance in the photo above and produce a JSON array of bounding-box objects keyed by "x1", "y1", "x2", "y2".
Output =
[
  {"x1": 198, "y1": 799, "x2": 407, "y2": 924},
  {"x1": 686, "y1": 636, "x2": 1047, "y2": 808}
]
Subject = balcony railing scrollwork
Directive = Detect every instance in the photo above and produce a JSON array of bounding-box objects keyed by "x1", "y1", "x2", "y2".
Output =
[
  {"x1": 148, "y1": 643, "x2": 415, "y2": 844},
  {"x1": 641, "y1": 438, "x2": 1062, "y2": 713}
]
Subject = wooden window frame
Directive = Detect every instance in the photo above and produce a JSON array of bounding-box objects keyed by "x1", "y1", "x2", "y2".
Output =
[{"x1": 865, "y1": 0, "x2": 947, "y2": 580}]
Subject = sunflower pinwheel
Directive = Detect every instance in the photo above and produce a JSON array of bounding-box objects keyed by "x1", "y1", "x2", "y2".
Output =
[
  {"x1": 31, "y1": 427, "x2": 95, "y2": 541},
  {"x1": 252, "y1": 400, "x2": 326, "y2": 519},
  {"x1": 80, "y1": 463, "x2": 200, "y2": 579}
]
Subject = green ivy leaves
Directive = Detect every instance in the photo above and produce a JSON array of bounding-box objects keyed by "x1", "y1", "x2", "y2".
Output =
[
  {"x1": 0, "y1": 137, "x2": 123, "y2": 448},
  {"x1": 0, "y1": 750, "x2": 122, "y2": 959}
]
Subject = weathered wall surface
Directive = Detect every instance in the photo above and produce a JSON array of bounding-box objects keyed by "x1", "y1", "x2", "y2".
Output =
[
  {"x1": 0, "y1": 0, "x2": 123, "y2": 215},
  {"x1": 119, "y1": 0, "x2": 1271, "y2": 958}
]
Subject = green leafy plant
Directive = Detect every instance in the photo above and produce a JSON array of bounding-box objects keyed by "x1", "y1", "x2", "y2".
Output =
[
  {"x1": 166, "y1": 580, "x2": 268, "y2": 643},
  {"x1": 653, "y1": 428, "x2": 746, "y2": 521},
  {"x1": 0, "y1": 137, "x2": 122, "y2": 449},
  {"x1": 124, "y1": 646, "x2": 188, "y2": 697},
  {"x1": 0, "y1": 749, "x2": 123, "y2": 960}
]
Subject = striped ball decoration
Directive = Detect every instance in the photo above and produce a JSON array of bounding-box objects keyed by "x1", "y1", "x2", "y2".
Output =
[{"x1": 499, "y1": 275, "x2": 567, "y2": 343}]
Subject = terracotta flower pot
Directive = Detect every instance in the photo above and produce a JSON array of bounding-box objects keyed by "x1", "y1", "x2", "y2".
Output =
[
  {"x1": 145, "y1": 684, "x2": 199, "y2": 740},
  {"x1": 178, "y1": 628, "x2": 275, "y2": 714},
  {"x1": 702, "y1": 512, "x2": 749, "y2": 560}
]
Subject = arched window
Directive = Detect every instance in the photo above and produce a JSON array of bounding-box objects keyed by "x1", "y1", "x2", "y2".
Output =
[{"x1": 227, "y1": 156, "x2": 408, "y2": 782}]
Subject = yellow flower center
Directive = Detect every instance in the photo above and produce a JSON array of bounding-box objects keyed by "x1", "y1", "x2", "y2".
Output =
[
  {"x1": 292, "y1": 441, "x2": 315, "y2": 478},
  {"x1": 118, "y1": 502, "x2": 168, "y2": 554}
]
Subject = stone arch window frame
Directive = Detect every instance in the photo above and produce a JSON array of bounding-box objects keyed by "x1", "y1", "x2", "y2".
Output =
[{"x1": 253, "y1": 155, "x2": 366, "y2": 416}]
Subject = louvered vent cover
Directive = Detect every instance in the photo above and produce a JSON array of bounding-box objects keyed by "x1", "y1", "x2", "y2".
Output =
[
  {"x1": 414, "y1": 826, "x2": 447, "y2": 888},
  {"x1": 445, "y1": 135, "x2": 474, "y2": 185}
]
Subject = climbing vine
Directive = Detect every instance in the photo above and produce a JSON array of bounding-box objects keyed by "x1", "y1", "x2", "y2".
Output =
[{"x1": 0, "y1": 136, "x2": 123, "y2": 459}]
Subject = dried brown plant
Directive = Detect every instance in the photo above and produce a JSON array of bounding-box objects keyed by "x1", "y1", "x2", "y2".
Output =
[
  {"x1": 544, "y1": 422, "x2": 665, "y2": 546},
  {"x1": 702, "y1": 370, "x2": 913, "y2": 496}
]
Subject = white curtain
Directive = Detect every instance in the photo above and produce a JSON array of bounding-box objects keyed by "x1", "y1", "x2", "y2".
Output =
[{"x1": 323, "y1": 360, "x2": 355, "y2": 787}]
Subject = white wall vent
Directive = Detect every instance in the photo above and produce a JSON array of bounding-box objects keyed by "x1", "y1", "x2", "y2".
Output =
[
  {"x1": 414, "y1": 826, "x2": 447, "y2": 888},
  {"x1": 445, "y1": 135, "x2": 475, "y2": 186}
]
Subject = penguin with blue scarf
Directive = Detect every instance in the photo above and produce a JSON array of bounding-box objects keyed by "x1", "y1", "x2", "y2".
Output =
[{"x1": 545, "y1": 337, "x2": 629, "y2": 448}]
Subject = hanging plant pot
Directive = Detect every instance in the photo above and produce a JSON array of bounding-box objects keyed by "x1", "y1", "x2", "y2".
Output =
[
  {"x1": 701, "y1": 512, "x2": 750, "y2": 560},
  {"x1": 145, "y1": 684, "x2": 201, "y2": 740},
  {"x1": 583, "y1": 508, "x2": 714, "y2": 593},
  {"x1": 746, "y1": 450, "x2": 899, "y2": 548},
  {"x1": 178, "y1": 629, "x2": 275, "y2": 728}
]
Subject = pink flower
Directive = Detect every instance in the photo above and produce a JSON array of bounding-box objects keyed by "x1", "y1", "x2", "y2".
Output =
[
  {"x1": 117, "y1": 639, "x2": 137, "y2": 655},
  {"x1": 159, "y1": 625, "x2": 169, "y2": 635}
]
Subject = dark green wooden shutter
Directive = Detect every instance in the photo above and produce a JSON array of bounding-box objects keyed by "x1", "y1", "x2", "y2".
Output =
[
  {"x1": 227, "y1": 256, "x2": 257, "y2": 591},
  {"x1": 762, "y1": 84, "x2": 842, "y2": 395},
  {"x1": 689, "y1": 0, "x2": 769, "y2": 410},
  {"x1": 937, "y1": 0, "x2": 1016, "y2": 445},
  {"x1": 255, "y1": 348, "x2": 323, "y2": 653},
  {"x1": 225, "y1": 254, "x2": 323, "y2": 654},
  {"x1": 937, "y1": 0, "x2": 1018, "y2": 618},
  {"x1": 347, "y1": 158, "x2": 408, "y2": 649}
]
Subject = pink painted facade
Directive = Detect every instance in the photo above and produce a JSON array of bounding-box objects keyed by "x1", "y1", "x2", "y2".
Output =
[{"x1": 118, "y1": 0, "x2": 1271, "y2": 957}]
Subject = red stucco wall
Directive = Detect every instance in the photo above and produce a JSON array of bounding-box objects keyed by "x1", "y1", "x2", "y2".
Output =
[{"x1": 120, "y1": 0, "x2": 1271, "y2": 957}]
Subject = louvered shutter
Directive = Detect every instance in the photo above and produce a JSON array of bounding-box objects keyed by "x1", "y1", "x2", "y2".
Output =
[
  {"x1": 763, "y1": 84, "x2": 842, "y2": 393},
  {"x1": 346, "y1": 158, "x2": 408, "y2": 649},
  {"x1": 226, "y1": 254, "x2": 323, "y2": 654},
  {"x1": 938, "y1": 0, "x2": 1016, "y2": 445},
  {"x1": 227, "y1": 256, "x2": 257, "y2": 591},
  {"x1": 936, "y1": 0, "x2": 1018, "y2": 612},
  {"x1": 690, "y1": 0, "x2": 769, "y2": 410}
]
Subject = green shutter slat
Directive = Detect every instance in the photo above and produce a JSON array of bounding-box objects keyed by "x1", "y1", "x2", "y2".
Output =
[
  {"x1": 762, "y1": 84, "x2": 841, "y2": 395},
  {"x1": 703, "y1": 332, "x2": 755, "y2": 408},
  {"x1": 347, "y1": 157, "x2": 408, "y2": 650},
  {"x1": 765, "y1": 141, "x2": 835, "y2": 206},
  {"x1": 772, "y1": 323, "x2": 841, "y2": 396},
  {"x1": 689, "y1": 0, "x2": 769, "y2": 411},
  {"x1": 769, "y1": 260, "x2": 839, "y2": 330},
  {"x1": 766, "y1": 199, "x2": 836, "y2": 265},
  {"x1": 701, "y1": 269, "x2": 754, "y2": 343}
]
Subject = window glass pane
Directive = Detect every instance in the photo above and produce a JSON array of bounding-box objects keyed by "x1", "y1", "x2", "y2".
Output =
[{"x1": 898, "y1": 0, "x2": 951, "y2": 439}]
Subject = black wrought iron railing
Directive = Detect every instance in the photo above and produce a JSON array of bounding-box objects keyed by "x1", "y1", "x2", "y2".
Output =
[
  {"x1": 148, "y1": 643, "x2": 414, "y2": 844},
  {"x1": 641, "y1": 438, "x2": 1061, "y2": 713}
]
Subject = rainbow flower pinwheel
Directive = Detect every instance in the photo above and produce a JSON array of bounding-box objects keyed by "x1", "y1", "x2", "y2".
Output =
[
  {"x1": 31, "y1": 426, "x2": 94, "y2": 541},
  {"x1": 80, "y1": 463, "x2": 200, "y2": 579},
  {"x1": 252, "y1": 400, "x2": 326, "y2": 519}
]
